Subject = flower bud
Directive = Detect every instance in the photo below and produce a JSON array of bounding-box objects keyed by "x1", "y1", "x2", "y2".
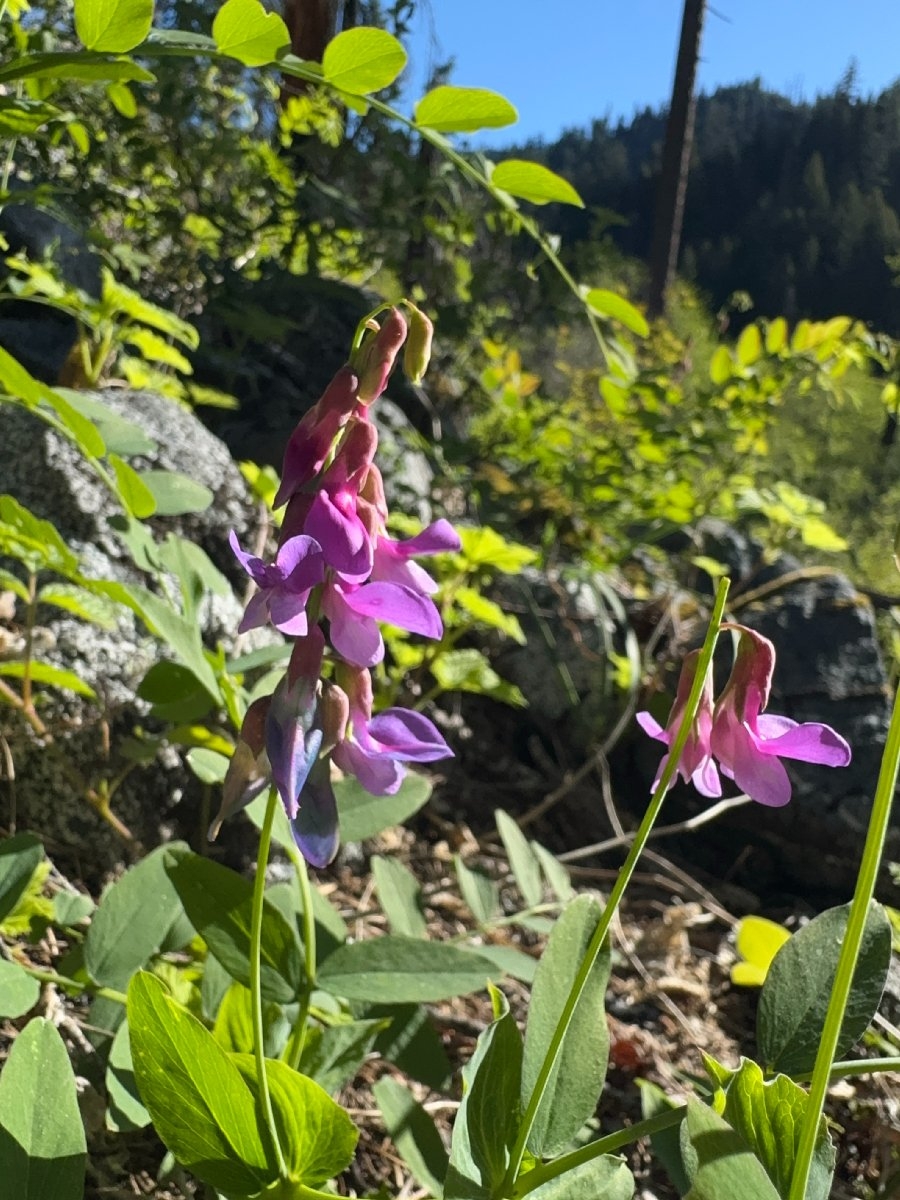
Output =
[
  {"x1": 319, "y1": 680, "x2": 350, "y2": 753},
  {"x1": 353, "y1": 308, "x2": 407, "y2": 404},
  {"x1": 403, "y1": 304, "x2": 433, "y2": 384}
]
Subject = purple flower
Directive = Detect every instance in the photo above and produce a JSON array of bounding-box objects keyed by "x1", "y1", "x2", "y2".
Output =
[
  {"x1": 230, "y1": 530, "x2": 324, "y2": 637},
  {"x1": 709, "y1": 625, "x2": 851, "y2": 807},
  {"x1": 370, "y1": 519, "x2": 461, "y2": 595},
  {"x1": 266, "y1": 632, "x2": 325, "y2": 822},
  {"x1": 332, "y1": 667, "x2": 452, "y2": 794},
  {"x1": 322, "y1": 578, "x2": 443, "y2": 667},
  {"x1": 637, "y1": 649, "x2": 722, "y2": 797},
  {"x1": 275, "y1": 366, "x2": 360, "y2": 507}
]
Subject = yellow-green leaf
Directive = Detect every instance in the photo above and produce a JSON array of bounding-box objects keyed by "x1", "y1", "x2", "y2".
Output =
[
  {"x1": 322, "y1": 27, "x2": 406, "y2": 96},
  {"x1": 75, "y1": 0, "x2": 153, "y2": 52},
  {"x1": 212, "y1": 0, "x2": 289, "y2": 67},
  {"x1": 491, "y1": 159, "x2": 583, "y2": 207},
  {"x1": 731, "y1": 916, "x2": 790, "y2": 987},
  {"x1": 584, "y1": 288, "x2": 649, "y2": 337},
  {"x1": 414, "y1": 85, "x2": 517, "y2": 134}
]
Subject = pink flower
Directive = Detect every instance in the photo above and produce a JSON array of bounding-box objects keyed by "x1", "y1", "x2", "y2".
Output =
[
  {"x1": 709, "y1": 625, "x2": 851, "y2": 807},
  {"x1": 229, "y1": 530, "x2": 324, "y2": 637},
  {"x1": 321, "y1": 577, "x2": 443, "y2": 667},
  {"x1": 637, "y1": 649, "x2": 721, "y2": 797},
  {"x1": 370, "y1": 519, "x2": 461, "y2": 595}
]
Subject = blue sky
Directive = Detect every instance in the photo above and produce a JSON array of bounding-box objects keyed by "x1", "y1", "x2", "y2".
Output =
[{"x1": 404, "y1": 1, "x2": 900, "y2": 143}]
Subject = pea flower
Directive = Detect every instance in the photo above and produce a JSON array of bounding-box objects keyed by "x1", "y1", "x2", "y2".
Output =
[
  {"x1": 638, "y1": 625, "x2": 851, "y2": 807},
  {"x1": 229, "y1": 531, "x2": 324, "y2": 636}
]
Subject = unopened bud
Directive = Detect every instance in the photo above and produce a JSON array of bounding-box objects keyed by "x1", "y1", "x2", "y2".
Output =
[
  {"x1": 319, "y1": 681, "x2": 350, "y2": 754},
  {"x1": 353, "y1": 308, "x2": 407, "y2": 404},
  {"x1": 403, "y1": 305, "x2": 433, "y2": 384}
]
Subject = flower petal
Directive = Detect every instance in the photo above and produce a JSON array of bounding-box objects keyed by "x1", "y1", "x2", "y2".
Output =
[
  {"x1": 290, "y1": 757, "x2": 340, "y2": 867},
  {"x1": 636, "y1": 710, "x2": 666, "y2": 742},
  {"x1": 267, "y1": 590, "x2": 310, "y2": 636},
  {"x1": 401, "y1": 519, "x2": 461, "y2": 556},
  {"x1": 367, "y1": 708, "x2": 452, "y2": 761},
  {"x1": 274, "y1": 533, "x2": 325, "y2": 590},
  {"x1": 304, "y1": 490, "x2": 372, "y2": 579},
  {"x1": 323, "y1": 585, "x2": 384, "y2": 666},
  {"x1": 756, "y1": 720, "x2": 852, "y2": 767},
  {"x1": 730, "y1": 726, "x2": 793, "y2": 807},
  {"x1": 344, "y1": 582, "x2": 442, "y2": 639},
  {"x1": 333, "y1": 737, "x2": 405, "y2": 795},
  {"x1": 237, "y1": 590, "x2": 270, "y2": 634}
]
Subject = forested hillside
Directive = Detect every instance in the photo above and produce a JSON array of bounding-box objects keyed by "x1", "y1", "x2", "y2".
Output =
[{"x1": 520, "y1": 74, "x2": 900, "y2": 328}]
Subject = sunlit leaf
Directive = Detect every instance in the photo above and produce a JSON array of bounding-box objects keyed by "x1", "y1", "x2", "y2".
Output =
[
  {"x1": 322, "y1": 27, "x2": 406, "y2": 95},
  {"x1": 415, "y1": 85, "x2": 517, "y2": 134},
  {"x1": 491, "y1": 160, "x2": 583, "y2": 207}
]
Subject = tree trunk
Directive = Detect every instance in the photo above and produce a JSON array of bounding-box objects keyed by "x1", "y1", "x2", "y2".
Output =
[{"x1": 646, "y1": 0, "x2": 706, "y2": 318}]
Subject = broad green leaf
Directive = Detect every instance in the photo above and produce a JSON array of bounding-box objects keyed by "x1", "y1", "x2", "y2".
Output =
[
  {"x1": 758, "y1": 901, "x2": 892, "y2": 1075},
  {"x1": 766, "y1": 317, "x2": 788, "y2": 354},
  {"x1": 85, "y1": 842, "x2": 189, "y2": 990},
  {"x1": 318, "y1": 935, "x2": 493, "y2": 1004},
  {"x1": 186, "y1": 747, "x2": 229, "y2": 784},
  {"x1": 109, "y1": 453, "x2": 156, "y2": 518},
  {"x1": 638, "y1": 1080, "x2": 690, "y2": 1195},
  {"x1": 525, "y1": 1155, "x2": 635, "y2": 1199},
  {"x1": 445, "y1": 984, "x2": 522, "y2": 1198},
  {"x1": 41, "y1": 388, "x2": 106, "y2": 457},
  {"x1": 299, "y1": 1018, "x2": 387, "y2": 1094},
  {"x1": 681, "y1": 1101, "x2": 781, "y2": 1200},
  {"x1": 102, "y1": 272, "x2": 199, "y2": 347},
  {"x1": 0, "y1": 834, "x2": 43, "y2": 925},
  {"x1": 415, "y1": 85, "x2": 517, "y2": 134},
  {"x1": 374, "y1": 1077, "x2": 448, "y2": 1197},
  {"x1": 231, "y1": 1054, "x2": 358, "y2": 1186},
  {"x1": 371, "y1": 1003, "x2": 452, "y2": 1089},
  {"x1": 0, "y1": 97, "x2": 62, "y2": 135},
  {"x1": 736, "y1": 323, "x2": 762, "y2": 367},
  {"x1": 522, "y1": 894, "x2": 611, "y2": 1157},
  {"x1": 495, "y1": 809, "x2": 543, "y2": 908},
  {"x1": 431, "y1": 648, "x2": 526, "y2": 707},
  {"x1": 127, "y1": 972, "x2": 273, "y2": 1194},
  {"x1": 165, "y1": 850, "x2": 305, "y2": 1004},
  {"x1": 0, "y1": 52, "x2": 156, "y2": 85},
  {"x1": 75, "y1": 0, "x2": 153, "y2": 52},
  {"x1": 0, "y1": 494, "x2": 78, "y2": 575},
  {"x1": 491, "y1": 159, "x2": 583, "y2": 207},
  {"x1": 106, "y1": 79, "x2": 137, "y2": 117},
  {"x1": 322, "y1": 26, "x2": 406, "y2": 95},
  {"x1": 455, "y1": 855, "x2": 499, "y2": 925},
  {"x1": 709, "y1": 345, "x2": 733, "y2": 384},
  {"x1": 57, "y1": 391, "x2": 157, "y2": 456},
  {"x1": 212, "y1": 982, "x2": 287, "y2": 1059},
  {"x1": 212, "y1": 0, "x2": 289, "y2": 65},
  {"x1": 0, "y1": 958, "x2": 39, "y2": 1017},
  {"x1": 126, "y1": 327, "x2": 191, "y2": 371},
  {"x1": 37, "y1": 582, "x2": 118, "y2": 629},
  {"x1": 373, "y1": 855, "x2": 427, "y2": 937},
  {"x1": 0, "y1": 1018, "x2": 86, "y2": 1198},
  {"x1": 713, "y1": 1057, "x2": 834, "y2": 1200},
  {"x1": 138, "y1": 470, "x2": 213, "y2": 516},
  {"x1": 137, "y1": 660, "x2": 216, "y2": 723},
  {"x1": 469, "y1": 943, "x2": 537, "y2": 984},
  {"x1": 0, "y1": 661, "x2": 97, "y2": 699},
  {"x1": 454, "y1": 586, "x2": 526, "y2": 642},
  {"x1": 335, "y1": 770, "x2": 432, "y2": 842},
  {"x1": 53, "y1": 889, "x2": 94, "y2": 927},
  {"x1": 105, "y1": 1020, "x2": 151, "y2": 1132},
  {"x1": 262, "y1": 878, "x2": 347, "y2": 968},
  {"x1": 456, "y1": 525, "x2": 536, "y2": 573},
  {"x1": 731, "y1": 915, "x2": 790, "y2": 987},
  {"x1": 584, "y1": 289, "x2": 650, "y2": 337},
  {"x1": 0, "y1": 345, "x2": 44, "y2": 406}
]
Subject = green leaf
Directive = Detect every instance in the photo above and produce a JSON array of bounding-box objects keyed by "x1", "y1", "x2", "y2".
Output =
[
  {"x1": 38, "y1": 582, "x2": 118, "y2": 630},
  {"x1": 373, "y1": 856, "x2": 427, "y2": 938},
  {"x1": 299, "y1": 1018, "x2": 388, "y2": 1094},
  {"x1": 371, "y1": 1004, "x2": 452, "y2": 1089},
  {"x1": 757, "y1": 901, "x2": 892, "y2": 1075},
  {"x1": 0, "y1": 661, "x2": 97, "y2": 699},
  {"x1": 85, "y1": 842, "x2": 189, "y2": 991},
  {"x1": 445, "y1": 984, "x2": 522, "y2": 1199},
  {"x1": 374, "y1": 1077, "x2": 448, "y2": 1197},
  {"x1": 533, "y1": 841, "x2": 574, "y2": 902},
  {"x1": 126, "y1": 327, "x2": 191, "y2": 371},
  {"x1": 736, "y1": 323, "x2": 762, "y2": 367},
  {"x1": 525, "y1": 1156, "x2": 635, "y2": 1199},
  {"x1": 0, "y1": 495, "x2": 78, "y2": 575},
  {"x1": 102, "y1": 272, "x2": 199, "y2": 347},
  {"x1": 431, "y1": 648, "x2": 526, "y2": 707},
  {"x1": 714, "y1": 1057, "x2": 835, "y2": 1200},
  {"x1": 709, "y1": 345, "x2": 733, "y2": 384},
  {"x1": 335, "y1": 770, "x2": 432, "y2": 842},
  {"x1": 0, "y1": 1018, "x2": 86, "y2": 1198},
  {"x1": 0, "y1": 834, "x2": 43, "y2": 925},
  {"x1": 319, "y1": 935, "x2": 494, "y2": 1004},
  {"x1": 681, "y1": 1101, "x2": 781, "y2": 1199},
  {"x1": 521, "y1": 894, "x2": 611, "y2": 1157},
  {"x1": 212, "y1": 0, "x2": 289, "y2": 65},
  {"x1": 455, "y1": 855, "x2": 499, "y2": 925},
  {"x1": 109, "y1": 453, "x2": 157, "y2": 518},
  {"x1": 491, "y1": 159, "x2": 583, "y2": 207},
  {"x1": 127, "y1": 972, "x2": 273, "y2": 1194},
  {"x1": 106, "y1": 79, "x2": 137, "y2": 117},
  {"x1": 41, "y1": 388, "x2": 106, "y2": 457},
  {"x1": 137, "y1": 469, "x2": 213, "y2": 516},
  {"x1": 165, "y1": 850, "x2": 305, "y2": 1004},
  {"x1": 495, "y1": 809, "x2": 543, "y2": 908},
  {"x1": 584, "y1": 289, "x2": 650, "y2": 337},
  {"x1": 0, "y1": 52, "x2": 156, "y2": 85},
  {"x1": 414, "y1": 85, "x2": 517, "y2": 134},
  {"x1": 57, "y1": 391, "x2": 157, "y2": 456},
  {"x1": 469, "y1": 943, "x2": 537, "y2": 984},
  {"x1": 75, "y1": 0, "x2": 153, "y2": 52},
  {"x1": 0, "y1": 98, "x2": 63, "y2": 135},
  {"x1": 212, "y1": 982, "x2": 287, "y2": 1059},
  {"x1": 0, "y1": 345, "x2": 44, "y2": 406},
  {"x1": 231, "y1": 1054, "x2": 358, "y2": 1186},
  {"x1": 322, "y1": 26, "x2": 407, "y2": 95},
  {"x1": 638, "y1": 1080, "x2": 690, "y2": 1195},
  {"x1": 137, "y1": 660, "x2": 216, "y2": 723},
  {"x1": 456, "y1": 525, "x2": 536, "y2": 573},
  {"x1": 53, "y1": 890, "x2": 94, "y2": 927},
  {"x1": 454, "y1": 586, "x2": 526, "y2": 642},
  {"x1": 105, "y1": 1020, "x2": 151, "y2": 1132},
  {"x1": 731, "y1": 915, "x2": 790, "y2": 987},
  {"x1": 0, "y1": 958, "x2": 40, "y2": 1018}
]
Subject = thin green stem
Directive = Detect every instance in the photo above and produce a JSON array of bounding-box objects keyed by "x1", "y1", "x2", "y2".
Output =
[
  {"x1": 512, "y1": 1107, "x2": 687, "y2": 1198},
  {"x1": 791, "y1": 1056, "x2": 900, "y2": 1084},
  {"x1": 788, "y1": 680, "x2": 900, "y2": 1200},
  {"x1": 20, "y1": 965, "x2": 127, "y2": 1005},
  {"x1": 499, "y1": 578, "x2": 731, "y2": 1196},
  {"x1": 251, "y1": 787, "x2": 288, "y2": 1180},
  {"x1": 283, "y1": 846, "x2": 317, "y2": 1070}
]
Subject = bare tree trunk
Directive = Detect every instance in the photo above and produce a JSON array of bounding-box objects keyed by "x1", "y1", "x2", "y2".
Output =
[
  {"x1": 282, "y1": 0, "x2": 343, "y2": 96},
  {"x1": 646, "y1": 0, "x2": 706, "y2": 318}
]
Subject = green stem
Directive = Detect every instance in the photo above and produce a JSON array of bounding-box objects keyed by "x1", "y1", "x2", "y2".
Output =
[
  {"x1": 20, "y1": 965, "x2": 127, "y2": 1005},
  {"x1": 251, "y1": 788, "x2": 288, "y2": 1180},
  {"x1": 788, "y1": 679, "x2": 900, "y2": 1200},
  {"x1": 283, "y1": 846, "x2": 317, "y2": 1070},
  {"x1": 512, "y1": 1107, "x2": 686, "y2": 1198},
  {"x1": 499, "y1": 578, "x2": 731, "y2": 1196},
  {"x1": 792, "y1": 1056, "x2": 900, "y2": 1083}
]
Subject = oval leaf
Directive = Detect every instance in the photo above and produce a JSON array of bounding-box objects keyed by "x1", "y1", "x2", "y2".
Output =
[
  {"x1": 414, "y1": 85, "x2": 517, "y2": 134},
  {"x1": 0, "y1": 958, "x2": 40, "y2": 1018},
  {"x1": 127, "y1": 972, "x2": 273, "y2": 1194},
  {"x1": 75, "y1": 0, "x2": 153, "y2": 52},
  {"x1": 584, "y1": 289, "x2": 650, "y2": 337},
  {"x1": 318, "y1": 935, "x2": 494, "y2": 1004},
  {"x1": 212, "y1": 0, "x2": 289, "y2": 66},
  {"x1": 681, "y1": 1101, "x2": 781, "y2": 1199},
  {"x1": 0, "y1": 1018, "x2": 86, "y2": 1199},
  {"x1": 335, "y1": 770, "x2": 431, "y2": 842},
  {"x1": 322, "y1": 27, "x2": 406, "y2": 96},
  {"x1": 491, "y1": 159, "x2": 583, "y2": 207},
  {"x1": 138, "y1": 469, "x2": 213, "y2": 516}
]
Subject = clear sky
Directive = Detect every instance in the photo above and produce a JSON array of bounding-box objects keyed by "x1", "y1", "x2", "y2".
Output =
[{"x1": 404, "y1": 1, "x2": 900, "y2": 143}]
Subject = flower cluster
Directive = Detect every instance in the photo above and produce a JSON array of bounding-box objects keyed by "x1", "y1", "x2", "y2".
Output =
[
  {"x1": 211, "y1": 306, "x2": 457, "y2": 867},
  {"x1": 637, "y1": 624, "x2": 851, "y2": 807}
]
